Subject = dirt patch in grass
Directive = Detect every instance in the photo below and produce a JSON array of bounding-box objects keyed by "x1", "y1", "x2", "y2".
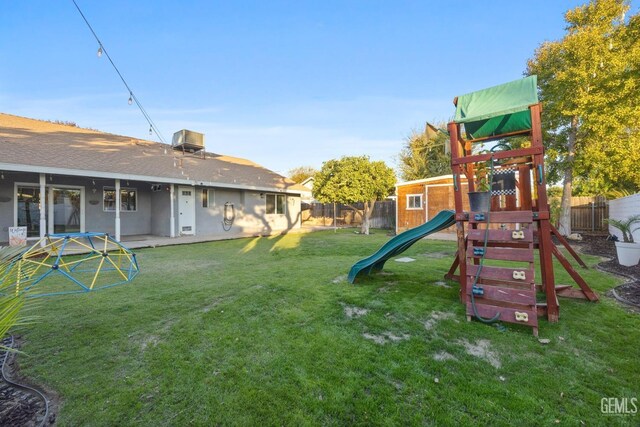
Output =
[
  {"x1": 431, "y1": 281, "x2": 451, "y2": 289},
  {"x1": 423, "y1": 311, "x2": 456, "y2": 331},
  {"x1": 140, "y1": 335, "x2": 160, "y2": 351},
  {"x1": 422, "y1": 252, "x2": 454, "y2": 259},
  {"x1": 457, "y1": 339, "x2": 501, "y2": 368},
  {"x1": 332, "y1": 275, "x2": 347, "y2": 284},
  {"x1": 433, "y1": 351, "x2": 457, "y2": 362},
  {"x1": 363, "y1": 332, "x2": 410, "y2": 345},
  {"x1": 202, "y1": 297, "x2": 226, "y2": 313},
  {"x1": 376, "y1": 282, "x2": 398, "y2": 293},
  {"x1": 342, "y1": 304, "x2": 369, "y2": 319}
]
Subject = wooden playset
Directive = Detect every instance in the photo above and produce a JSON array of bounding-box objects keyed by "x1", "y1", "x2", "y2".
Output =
[{"x1": 444, "y1": 76, "x2": 598, "y2": 335}]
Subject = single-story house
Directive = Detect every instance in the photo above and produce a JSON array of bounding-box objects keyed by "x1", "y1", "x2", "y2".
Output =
[
  {"x1": 0, "y1": 113, "x2": 310, "y2": 244},
  {"x1": 395, "y1": 174, "x2": 469, "y2": 234}
]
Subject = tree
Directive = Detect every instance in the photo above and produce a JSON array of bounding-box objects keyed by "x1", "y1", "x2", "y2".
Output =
[
  {"x1": 287, "y1": 166, "x2": 318, "y2": 183},
  {"x1": 313, "y1": 156, "x2": 396, "y2": 235},
  {"x1": 526, "y1": 0, "x2": 640, "y2": 235},
  {"x1": 397, "y1": 123, "x2": 451, "y2": 181}
]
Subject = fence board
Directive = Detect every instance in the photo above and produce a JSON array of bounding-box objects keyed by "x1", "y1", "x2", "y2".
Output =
[{"x1": 550, "y1": 196, "x2": 608, "y2": 232}]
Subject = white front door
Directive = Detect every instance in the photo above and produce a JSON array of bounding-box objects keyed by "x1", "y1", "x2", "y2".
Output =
[{"x1": 178, "y1": 186, "x2": 196, "y2": 235}]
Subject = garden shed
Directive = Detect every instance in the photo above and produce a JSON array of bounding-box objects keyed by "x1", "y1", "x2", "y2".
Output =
[{"x1": 395, "y1": 174, "x2": 469, "y2": 233}]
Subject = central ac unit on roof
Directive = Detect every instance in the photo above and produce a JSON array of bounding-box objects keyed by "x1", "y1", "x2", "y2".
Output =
[{"x1": 172, "y1": 129, "x2": 205, "y2": 152}]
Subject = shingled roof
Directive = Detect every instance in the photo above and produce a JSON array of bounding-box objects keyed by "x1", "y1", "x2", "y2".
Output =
[{"x1": 0, "y1": 113, "x2": 307, "y2": 194}]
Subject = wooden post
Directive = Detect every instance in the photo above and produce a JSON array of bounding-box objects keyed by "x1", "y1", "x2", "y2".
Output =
[
  {"x1": 530, "y1": 103, "x2": 559, "y2": 322},
  {"x1": 448, "y1": 121, "x2": 467, "y2": 303}
]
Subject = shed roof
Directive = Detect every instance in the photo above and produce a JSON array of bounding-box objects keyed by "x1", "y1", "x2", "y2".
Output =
[
  {"x1": 396, "y1": 174, "x2": 468, "y2": 187},
  {"x1": 0, "y1": 113, "x2": 307, "y2": 194}
]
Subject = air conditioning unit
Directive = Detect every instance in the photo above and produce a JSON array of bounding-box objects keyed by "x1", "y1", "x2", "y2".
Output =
[{"x1": 172, "y1": 129, "x2": 205, "y2": 152}]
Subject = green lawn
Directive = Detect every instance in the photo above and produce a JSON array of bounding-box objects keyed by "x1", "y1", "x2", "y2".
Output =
[{"x1": 15, "y1": 230, "x2": 640, "y2": 426}]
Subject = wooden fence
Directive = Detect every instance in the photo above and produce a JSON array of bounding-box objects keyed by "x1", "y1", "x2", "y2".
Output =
[
  {"x1": 302, "y1": 201, "x2": 396, "y2": 229},
  {"x1": 304, "y1": 197, "x2": 608, "y2": 233},
  {"x1": 551, "y1": 196, "x2": 609, "y2": 232}
]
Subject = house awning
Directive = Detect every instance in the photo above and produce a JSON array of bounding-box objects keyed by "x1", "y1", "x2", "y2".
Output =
[{"x1": 454, "y1": 75, "x2": 539, "y2": 140}]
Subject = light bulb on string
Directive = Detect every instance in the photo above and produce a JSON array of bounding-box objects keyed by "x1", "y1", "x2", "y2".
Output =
[
  {"x1": 1, "y1": 172, "x2": 4, "y2": 180},
  {"x1": 128, "y1": 93, "x2": 133, "y2": 105},
  {"x1": 149, "y1": 126, "x2": 153, "y2": 135},
  {"x1": 97, "y1": 45, "x2": 103, "y2": 57}
]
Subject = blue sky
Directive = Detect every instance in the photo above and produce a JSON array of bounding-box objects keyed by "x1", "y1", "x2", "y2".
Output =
[{"x1": 2, "y1": 1, "x2": 636, "y2": 177}]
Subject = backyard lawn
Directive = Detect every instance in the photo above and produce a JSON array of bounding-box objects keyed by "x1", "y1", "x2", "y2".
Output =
[{"x1": 15, "y1": 230, "x2": 640, "y2": 425}]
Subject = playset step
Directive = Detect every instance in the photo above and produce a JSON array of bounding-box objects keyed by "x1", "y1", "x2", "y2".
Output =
[{"x1": 465, "y1": 216, "x2": 538, "y2": 333}]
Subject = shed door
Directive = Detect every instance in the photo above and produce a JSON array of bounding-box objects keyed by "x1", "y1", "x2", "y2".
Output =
[
  {"x1": 426, "y1": 185, "x2": 451, "y2": 221},
  {"x1": 178, "y1": 187, "x2": 196, "y2": 235}
]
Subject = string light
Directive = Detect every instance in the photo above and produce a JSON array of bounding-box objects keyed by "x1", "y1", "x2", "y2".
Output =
[
  {"x1": 72, "y1": 0, "x2": 167, "y2": 144},
  {"x1": 1, "y1": 172, "x2": 4, "y2": 180}
]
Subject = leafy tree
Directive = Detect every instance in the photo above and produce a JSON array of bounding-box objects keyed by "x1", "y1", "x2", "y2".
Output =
[
  {"x1": 526, "y1": 0, "x2": 640, "y2": 235},
  {"x1": 398, "y1": 124, "x2": 451, "y2": 181},
  {"x1": 287, "y1": 166, "x2": 317, "y2": 184},
  {"x1": 313, "y1": 156, "x2": 396, "y2": 235}
]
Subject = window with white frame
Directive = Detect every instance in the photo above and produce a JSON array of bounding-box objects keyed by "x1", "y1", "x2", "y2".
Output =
[
  {"x1": 406, "y1": 194, "x2": 422, "y2": 210},
  {"x1": 266, "y1": 193, "x2": 286, "y2": 214},
  {"x1": 103, "y1": 187, "x2": 137, "y2": 212}
]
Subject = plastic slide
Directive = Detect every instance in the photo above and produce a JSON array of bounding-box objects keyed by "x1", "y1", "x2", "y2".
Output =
[{"x1": 347, "y1": 210, "x2": 456, "y2": 283}]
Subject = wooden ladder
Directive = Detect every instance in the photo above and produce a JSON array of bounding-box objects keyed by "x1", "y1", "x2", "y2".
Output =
[{"x1": 466, "y1": 210, "x2": 539, "y2": 336}]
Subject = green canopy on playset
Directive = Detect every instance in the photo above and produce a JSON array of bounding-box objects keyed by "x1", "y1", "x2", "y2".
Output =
[{"x1": 454, "y1": 75, "x2": 539, "y2": 140}]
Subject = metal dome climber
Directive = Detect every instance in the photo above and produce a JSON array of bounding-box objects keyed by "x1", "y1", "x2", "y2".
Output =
[{"x1": 5, "y1": 232, "x2": 139, "y2": 297}]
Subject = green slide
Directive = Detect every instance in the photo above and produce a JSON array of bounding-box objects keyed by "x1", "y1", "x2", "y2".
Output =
[{"x1": 348, "y1": 210, "x2": 456, "y2": 283}]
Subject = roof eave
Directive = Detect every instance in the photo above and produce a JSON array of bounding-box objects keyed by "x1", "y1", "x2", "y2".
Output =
[{"x1": 0, "y1": 162, "x2": 305, "y2": 195}]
